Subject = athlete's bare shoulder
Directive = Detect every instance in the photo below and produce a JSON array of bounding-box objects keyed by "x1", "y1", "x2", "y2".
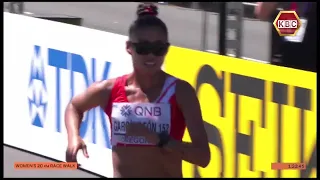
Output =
[
  {"x1": 175, "y1": 79, "x2": 194, "y2": 94},
  {"x1": 94, "y1": 78, "x2": 117, "y2": 91},
  {"x1": 164, "y1": 73, "x2": 191, "y2": 88},
  {"x1": 163, "y1": 73, "x2": 195, "y2": 99},
  {"x1": 171, "y1": 75, "x2": 197, "y2": 106},
  {"x1": 70, "y1": 78, "x2": 117, "y2": 112}
]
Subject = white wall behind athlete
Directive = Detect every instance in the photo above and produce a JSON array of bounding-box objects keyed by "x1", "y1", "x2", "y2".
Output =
[{"x1": 3, "y1": 12, "x2": 133, "y2": 177}]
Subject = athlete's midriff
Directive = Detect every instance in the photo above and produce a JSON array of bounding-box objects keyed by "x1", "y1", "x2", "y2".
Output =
[
  {"x1": 104, "y1": 75, "x2": 186, "y2": 177},
  {"x1": 112, "y1": 146, "x2": 183, "y2": 177}
]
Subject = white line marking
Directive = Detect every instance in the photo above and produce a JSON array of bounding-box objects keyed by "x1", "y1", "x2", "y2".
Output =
[
  {"x1": 242, "y1": 2, "x2": 283, "y2": 11},
  {"x1": 206, "y1": 50, "x2": 269, "y2": 64},
  {"x1": 242, "y1": 2, "x2": 258, "y2": 6},
  {"x1": 24, "y1": 12, "x2": 34, "y2": 15}
]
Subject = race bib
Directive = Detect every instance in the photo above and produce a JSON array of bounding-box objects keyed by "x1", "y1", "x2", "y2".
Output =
[
  {"x1": 284, "y1": 18, "x2": 308, "y2": 43},
  {"x1": 111, "y1": 103, "x2": 171, "y2": 146}
]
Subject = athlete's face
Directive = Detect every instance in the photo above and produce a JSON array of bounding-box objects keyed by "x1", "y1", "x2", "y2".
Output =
[{"x1": 126, "y1": 27, "x2": 169, "y2": 75}]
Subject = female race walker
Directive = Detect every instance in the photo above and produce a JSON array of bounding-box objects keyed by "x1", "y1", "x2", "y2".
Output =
[{"x1": 65, "y1": 3, "x2": 210, "y2": 178}]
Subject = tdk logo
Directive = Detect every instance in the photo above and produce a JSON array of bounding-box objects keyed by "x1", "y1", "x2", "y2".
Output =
[
  {"x1": 28, "y1": 46, "x2": 48, "y2": 128},
  {"x1": 28, "y1": 45, "x2": 112, "y2": 149}
]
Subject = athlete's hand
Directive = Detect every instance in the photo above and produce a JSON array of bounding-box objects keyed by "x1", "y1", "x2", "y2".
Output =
[
  {"x1": 126, "y1": 123, "x2": 159, "y2": 144},
  {"x1": 66, "y1": 136, "x2": 89, "y2": 163}
]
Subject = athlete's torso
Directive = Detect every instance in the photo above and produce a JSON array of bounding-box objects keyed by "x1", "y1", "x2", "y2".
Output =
[{"x1": 104, "y1": 74, "x2": 186, "y2": 177}]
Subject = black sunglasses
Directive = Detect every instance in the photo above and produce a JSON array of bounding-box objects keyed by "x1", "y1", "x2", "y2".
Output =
[{"x1": 129, "y1": 41, "x2": 170, "y2": 56}]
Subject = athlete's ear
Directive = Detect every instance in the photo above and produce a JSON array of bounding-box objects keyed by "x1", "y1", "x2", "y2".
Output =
[{"x1": 126, "y1": 41, "x2": 132, "y2": 55}]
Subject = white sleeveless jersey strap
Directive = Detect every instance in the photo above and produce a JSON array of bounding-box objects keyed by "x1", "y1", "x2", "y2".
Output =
[{"x1": 155, "y1": 77, "x2": 177, "y2": 103}]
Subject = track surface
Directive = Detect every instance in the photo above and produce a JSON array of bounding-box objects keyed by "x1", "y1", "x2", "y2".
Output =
[{"x1": 4, "y1": 2, "x2": 271, "y2": 178}]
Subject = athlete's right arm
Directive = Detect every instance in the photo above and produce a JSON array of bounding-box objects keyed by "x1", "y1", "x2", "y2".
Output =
[{"x1": 65, "y1": 79, "x2": 115, "y2": 140}]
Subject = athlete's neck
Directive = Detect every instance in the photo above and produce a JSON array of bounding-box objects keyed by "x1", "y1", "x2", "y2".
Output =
[{"x1": 127, "y1": 71, "x2": 165, "y2": 91}]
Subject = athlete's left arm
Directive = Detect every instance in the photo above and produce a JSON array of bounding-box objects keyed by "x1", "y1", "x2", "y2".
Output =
[{"x1": 164, "y1": 80, "x2": 210, "y2": 168}]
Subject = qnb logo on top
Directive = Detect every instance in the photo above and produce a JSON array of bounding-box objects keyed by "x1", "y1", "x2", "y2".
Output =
[
  {"x1": 27, "y1": 45, "x2": 48, "y2": 127},
  {"x1": 119, "y1": 105, "x2": 163, "y2": 118},
  {"x1": 120, "y1": 105, "x2": 132, "y2": 117}
]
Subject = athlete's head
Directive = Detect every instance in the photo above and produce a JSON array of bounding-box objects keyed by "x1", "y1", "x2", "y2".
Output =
[{"x1": 126, "y1": 3, "x2": 169, "y2": 75}]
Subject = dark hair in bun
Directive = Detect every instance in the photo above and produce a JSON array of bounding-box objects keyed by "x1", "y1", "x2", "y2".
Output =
[
  {"x1": 136, "y1": 3, "x2": 158, "y2": 18},
  {"x1": 129, "y1": 3, "x2": 168, "y2": 40}
]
